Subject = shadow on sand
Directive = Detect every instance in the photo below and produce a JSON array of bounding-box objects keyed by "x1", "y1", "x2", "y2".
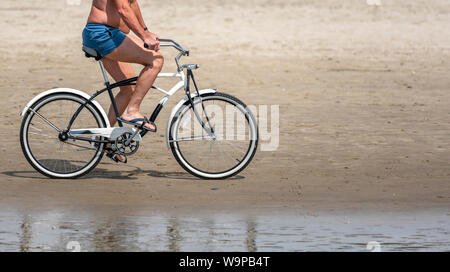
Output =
[{"x1": 1, "y1": 162, "x2": 245, "y2": 181}]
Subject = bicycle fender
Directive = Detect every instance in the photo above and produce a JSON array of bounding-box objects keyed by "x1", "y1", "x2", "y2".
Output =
[
  {"x1": 165, "y1": 89, "x2": 217, "y2": 149},
  {"x1": 19, "y1": 88, "x2": 111, "y2": 128}
]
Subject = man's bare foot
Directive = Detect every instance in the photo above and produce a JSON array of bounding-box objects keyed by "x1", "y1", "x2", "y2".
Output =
[{"x1": 121, "y1": 111, "x2": 156, "y2": 131}]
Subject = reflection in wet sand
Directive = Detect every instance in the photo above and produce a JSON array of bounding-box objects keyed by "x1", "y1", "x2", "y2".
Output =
[
  {"x1": 246, "y1": 220, "x2": 257, "y2": 252},
  {"x1": 19, "y1": 215, "x2": 32, "y2": 252},
  {"x1": 0, "y1": 210, "x2": 448, "y2": 252},
  {"x1": 93, "y1": 218, "x2": 129, "y2": 251},
  {"x1": 167, "y1": 218, "x2": 181, "y2": 252}
]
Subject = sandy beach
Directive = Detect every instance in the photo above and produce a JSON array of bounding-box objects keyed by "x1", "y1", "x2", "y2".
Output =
[{"x1": 0, "y1": 0, "x2": 449, "y2": 217}]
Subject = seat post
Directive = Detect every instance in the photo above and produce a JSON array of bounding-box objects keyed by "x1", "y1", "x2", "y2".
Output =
[{"x1": 98, "y1": 60, "x2": 110, "y2": 85}]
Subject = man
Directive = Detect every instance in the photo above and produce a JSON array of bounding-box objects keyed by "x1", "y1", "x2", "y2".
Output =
[
  {"x1": 82, "y1": 0, "x2": 163, "y2": 162},
  {"x1": 83, "y1": 0, "x2": 162, "y2": 130}
]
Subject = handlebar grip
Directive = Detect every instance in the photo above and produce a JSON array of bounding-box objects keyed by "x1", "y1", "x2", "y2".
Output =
[{"x1": 144, "y1": 38, "x2": 160, "y2": 49}]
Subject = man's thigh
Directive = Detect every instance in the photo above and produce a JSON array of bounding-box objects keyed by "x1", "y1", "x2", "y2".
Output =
[
  {"x1": 102, "y1": 58, "x2": 135, "y2": 83},
  {"x1": 104, "y1": 35, "x2": 162, "y2": 66}
]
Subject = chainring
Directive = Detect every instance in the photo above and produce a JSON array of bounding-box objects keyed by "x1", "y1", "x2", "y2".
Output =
[{"x1": 114, "y1": 132, "x2": 139, "y2": 156}]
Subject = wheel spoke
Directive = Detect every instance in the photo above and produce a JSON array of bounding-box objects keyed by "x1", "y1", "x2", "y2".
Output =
[
  {"x1": 221, "y1": 140, "x2": 247, "y2": 156},
  {"x1": 28, "y1": 108, "x2": 61, "y2": 132},
  {"x1": 215, "y1": 142, "x2": 240, "y2": 163},
  {"x1": 63, "y1": 141, "x2": 97, "y2": 151},
  {"x1": 170, "y1": 135, "x2": 216, "y2": 142},
  {"x1": 28, "y1": 131, "x2": 56, "y2": 139}
]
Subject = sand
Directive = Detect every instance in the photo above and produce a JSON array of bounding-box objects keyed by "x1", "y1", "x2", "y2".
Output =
[{"x1": 0, "y1": 0, "x2": 449, "y2": 215}]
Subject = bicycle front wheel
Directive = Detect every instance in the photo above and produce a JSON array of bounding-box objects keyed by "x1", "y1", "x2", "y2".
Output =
[
  {"x1": 169, "y1": 92, "x2": 258, "y2": 179},
  {"x1": 20, "y1": 93, "x2": 106, "y2": 178}
]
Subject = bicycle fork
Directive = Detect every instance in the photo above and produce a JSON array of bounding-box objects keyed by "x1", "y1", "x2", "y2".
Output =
[{"x1": 185, "y1": 68, "x2": 216, "y2": 139}]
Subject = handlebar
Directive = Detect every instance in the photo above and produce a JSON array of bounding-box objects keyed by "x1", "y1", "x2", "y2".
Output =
[
  {"x1": 144, "y1": 38, "x2": 190, "y2": 71},
  {"x1": 144, "y1": 38, "x2": 189, "y2": 56}
]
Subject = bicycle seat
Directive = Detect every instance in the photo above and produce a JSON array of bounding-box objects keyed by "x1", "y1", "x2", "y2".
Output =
[{"x1": 82, "y1": 45, "x2": 102, "y2": 61}]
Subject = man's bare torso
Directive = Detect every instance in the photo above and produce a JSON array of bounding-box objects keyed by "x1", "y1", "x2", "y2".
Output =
[{"x1": 87, "y1": 0, "x2": 131, "y2": 33}]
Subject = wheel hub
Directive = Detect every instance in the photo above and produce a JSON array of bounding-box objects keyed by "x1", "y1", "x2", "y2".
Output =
[{"x1": 58, "y1": 131, "x2": 69, "y2": 142}]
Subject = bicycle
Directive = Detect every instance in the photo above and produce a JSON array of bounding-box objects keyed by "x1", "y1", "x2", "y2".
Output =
[{"x1": 19, "y1": 39, "x2": 258, "y2": 179}]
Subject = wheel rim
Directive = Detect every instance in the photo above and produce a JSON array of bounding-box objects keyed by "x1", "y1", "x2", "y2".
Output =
[
  {"x1": 23, "y1": 95, "x2": 104, "y2": 177},
  {"x1": 171, "y1": 96, "x2": 257, "y2": 177}
]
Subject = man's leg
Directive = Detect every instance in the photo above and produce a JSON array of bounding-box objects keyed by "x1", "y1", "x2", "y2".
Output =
[
  {"x1": 102, "y1": 59, "x2": 136, "y2": 126},
  {"x1": 105, "y1": 35, "x2": 164, "y2": 130}
]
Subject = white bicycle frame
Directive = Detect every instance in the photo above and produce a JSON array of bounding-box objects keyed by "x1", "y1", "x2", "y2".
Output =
[
  {"x1": 140, "y1": 71, "x2": 218, "y2": 148},
  {"x1": 20, "y1": 39, "x2": 217, "y2": 149}
]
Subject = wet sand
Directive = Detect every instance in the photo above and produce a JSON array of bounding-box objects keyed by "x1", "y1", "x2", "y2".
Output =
[
  {"x1": 0, "y1": 0, "x2": 449, "y2": 217},
  {"x1": 1, "y1": 209, "x2": 449, "y2": 251}
]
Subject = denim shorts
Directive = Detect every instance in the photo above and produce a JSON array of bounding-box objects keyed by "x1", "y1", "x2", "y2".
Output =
[{"x1": 82, "y1": 23, "x2": 127, "y2": 57}]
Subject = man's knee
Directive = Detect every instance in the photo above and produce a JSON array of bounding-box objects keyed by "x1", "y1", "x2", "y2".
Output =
[
  {"x1": 142, "y1": 51, "x2": 163, "y2": 70},
  {"x1": 153, "y1": 52, "x2": 164, "y2": 70}
]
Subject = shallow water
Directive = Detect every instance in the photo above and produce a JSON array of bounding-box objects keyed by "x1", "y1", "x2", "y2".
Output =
[{"x1": 0, "y1": 209, "x2": 448, "y2": 252}]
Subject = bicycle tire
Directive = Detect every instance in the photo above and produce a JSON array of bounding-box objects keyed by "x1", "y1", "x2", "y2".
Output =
[{"x1": 20, "y1": 93, "x2": 106, "y2": 179}]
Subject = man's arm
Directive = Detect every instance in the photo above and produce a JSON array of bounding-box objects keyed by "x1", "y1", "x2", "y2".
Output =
[
  {"x1": 130, "y1": 0, "x2": 147, "y2": 31},
  {"x1": 113, "y1": 0, "x2": 159, "y2": 50}
]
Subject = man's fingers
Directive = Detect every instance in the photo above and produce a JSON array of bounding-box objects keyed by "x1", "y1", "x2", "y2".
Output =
[
  {"x1": 153, "y1": 40, "x2": 160, "y2": 51},
  {"x1": 143, "y1": 37, "x2": 160, "y2": 51}
]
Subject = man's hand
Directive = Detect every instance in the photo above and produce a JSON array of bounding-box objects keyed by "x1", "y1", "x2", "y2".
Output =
[{"x1": 143, "y1": 32, "x2": 160, "y2": 51}]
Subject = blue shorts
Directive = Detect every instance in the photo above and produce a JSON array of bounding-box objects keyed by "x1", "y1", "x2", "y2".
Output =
[{"x1": 82, "y1": 23, "x2": 127, "y2": 57}]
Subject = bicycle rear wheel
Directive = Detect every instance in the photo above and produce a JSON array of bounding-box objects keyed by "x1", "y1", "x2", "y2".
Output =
[
  {"x1": 169, "y1": 92, "x2": 258, "y2": 179},
  {"x1": 20, "y1": 93, "x2": 106, "y2": 178}
]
